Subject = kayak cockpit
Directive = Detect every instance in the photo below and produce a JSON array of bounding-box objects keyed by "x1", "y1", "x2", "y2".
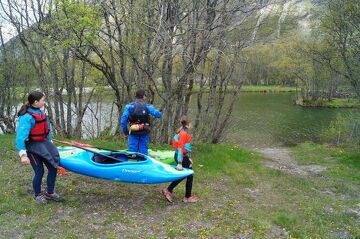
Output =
[{"x1": 92, "y1": 152, "x2": 147, "y2": 164}]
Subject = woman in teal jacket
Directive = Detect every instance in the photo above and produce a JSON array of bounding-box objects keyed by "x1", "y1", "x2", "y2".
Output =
[{"x1": 16, "y1": 91, "x2": 63, "y2": 204}]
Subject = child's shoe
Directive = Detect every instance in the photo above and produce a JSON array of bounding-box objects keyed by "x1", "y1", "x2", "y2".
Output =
[
  {"x1": 44, "y1": 192, "x2": 64, "y2": 202},
  {"x1": 183, "y1": 195, "x2": 199, "y2": 203},
  {"x1": 161, "y1": 188, "x2": 173, "y2": 202},
  {"x1": 34, "y1": 194, "x2": 48, "y2": 204}
]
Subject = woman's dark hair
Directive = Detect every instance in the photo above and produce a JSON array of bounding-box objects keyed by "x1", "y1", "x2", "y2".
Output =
[
  {"x1": 176, "y1": 115, "x2": 191, "y2": 134},
  {"x1": 17, "y1": 91, "x2": 45, "y2": 116}
]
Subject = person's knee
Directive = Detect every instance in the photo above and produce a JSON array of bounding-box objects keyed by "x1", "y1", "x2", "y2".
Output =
[
  {"x1": 34, "y1": 172, "x2": 44, "y2": 180},
  {"x1": 34, "y1": 168, "x2": 45, "y2": 177},
  {"x1": 128, "y1": 141, "x2": 138, "y2": 152},
  {"x1": 49, "y1": 168, "x2": 57, "y2": 176}
]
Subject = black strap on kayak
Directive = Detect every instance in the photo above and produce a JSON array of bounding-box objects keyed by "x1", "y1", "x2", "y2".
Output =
[
  {"x1": 89, "y1": 145, "x2": 122, "y2": 153},
  {"x1": 73, "y1": 145, "x2": 126, "y2": 163}
]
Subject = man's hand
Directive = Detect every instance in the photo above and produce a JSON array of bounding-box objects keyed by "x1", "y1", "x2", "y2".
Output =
[{"x1": 20, "y1": 155, "x2": 30, "y2": 165}]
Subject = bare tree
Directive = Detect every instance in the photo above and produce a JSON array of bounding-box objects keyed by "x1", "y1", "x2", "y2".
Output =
[
  {"x1": 1, "y1": 0, "x2": 263, "y2": 144},
  {"x1": 313, "y1": 0, "x2": 360, "y2": 101},
  {"x1": 0, "y1": 26, "x2": 21, "y2": 133},
  {"x1": 0, "y1": 0, "x2": 95, "y2": 138}
]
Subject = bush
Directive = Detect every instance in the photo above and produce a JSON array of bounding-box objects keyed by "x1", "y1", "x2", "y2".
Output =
[{"x1": 321, "y1": 112, "x2": 360, "y2": 145}]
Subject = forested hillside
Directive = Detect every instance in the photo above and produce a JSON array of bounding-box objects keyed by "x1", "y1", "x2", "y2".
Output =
[{"x1": 241, "y1": 0, "x2": 359, "y2": 106}]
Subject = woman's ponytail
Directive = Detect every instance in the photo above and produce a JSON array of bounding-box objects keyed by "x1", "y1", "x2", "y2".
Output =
[
  {"x1": 176, "y1": 116, "x2": 191, "y2": 134},
  {"x1": 17, "y1": 102, "x2": 30, "y2": 117}
]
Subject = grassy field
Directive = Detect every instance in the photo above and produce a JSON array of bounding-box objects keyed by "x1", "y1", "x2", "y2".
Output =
[{"x1": 0, "y1": 134, "x2": 359, "y2": 239}]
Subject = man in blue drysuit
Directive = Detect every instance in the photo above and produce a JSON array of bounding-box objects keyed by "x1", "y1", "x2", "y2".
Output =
[{"x1": 121, "y1": 89, "x2": 162, "y2": 155}]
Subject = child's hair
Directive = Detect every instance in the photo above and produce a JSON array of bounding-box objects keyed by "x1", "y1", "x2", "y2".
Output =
[
  {"x1": 17, "y1": 91, "x2": 45, "y2": 116},
  {"x1": 176, "y1": 115, "x2": 191, "y2": 134}
]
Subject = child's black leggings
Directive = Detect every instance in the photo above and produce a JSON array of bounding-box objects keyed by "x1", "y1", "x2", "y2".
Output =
[{"x1": 167, "y1": 154, "x2": 193, "y2": 198}]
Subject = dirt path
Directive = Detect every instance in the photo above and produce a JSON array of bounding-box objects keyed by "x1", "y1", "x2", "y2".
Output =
[{"x1": 254, "y1": 147, "x2": 327, "y2": 177}]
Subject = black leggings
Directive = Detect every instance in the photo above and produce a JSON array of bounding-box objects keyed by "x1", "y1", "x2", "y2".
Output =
[{"x1": 167, "y1": 153, "x2": 193, "y2": 198}]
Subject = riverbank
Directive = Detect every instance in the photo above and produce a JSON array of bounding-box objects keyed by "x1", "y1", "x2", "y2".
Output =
[
  {"x1": 241, "y1": 85, "x2": 295, "y2": 92},
  {"x1": 295, "y1": 98, "x2": 360, "y2": 108},
  {"x1": 0, "y1": 135, "x2": 359, "y2": 238},
  {"x1": 240, "y1": 86, "x2": 359, "y2": 108}
]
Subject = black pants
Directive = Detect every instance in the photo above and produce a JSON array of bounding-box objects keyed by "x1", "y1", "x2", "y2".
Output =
[{"x1": 167, "y1": 153, "x2": 193, "y2": 198}]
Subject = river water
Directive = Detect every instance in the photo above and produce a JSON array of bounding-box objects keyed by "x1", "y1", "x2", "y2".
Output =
[{"x1": 219, "y1": 92, "x2": 359, "y2": 148}]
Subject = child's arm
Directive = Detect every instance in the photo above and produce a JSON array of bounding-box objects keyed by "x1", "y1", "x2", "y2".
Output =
[
  {"x1": 15, "y1": 115, "x2": 32, "y2": 165},
  {"x1": 176, "y1": 132, "x2": 191, "y2": 170}
]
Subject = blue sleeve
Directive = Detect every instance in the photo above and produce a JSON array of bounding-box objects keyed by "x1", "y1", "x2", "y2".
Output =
[
  {"x1": 177, "y1": 148, "x2": 182, "y2": 163},
  {"x1": 15, "y1": 114, "x2": 34, "y2": 152},
  {"x1": 184, "y1": 143, "x2": 191, "y2": 152},
  {"x1": 147, "y1": 105, "x2": 162, "y2": 118},
  {"x1": 121, "y1": 105, "x2": 131, "y2": 134}
]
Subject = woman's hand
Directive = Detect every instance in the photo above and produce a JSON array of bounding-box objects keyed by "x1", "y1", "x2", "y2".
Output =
[
  {"x1": 20, "y1": 155, "x2": 30, "y2": 165},
  {"x1": 176, "y1": 163, "x2": 183, "y2": 171}
]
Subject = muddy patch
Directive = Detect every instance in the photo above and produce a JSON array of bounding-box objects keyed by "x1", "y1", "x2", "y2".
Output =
[{"x1": 254, "y1": 148, "x2": 327, "y2": 177}]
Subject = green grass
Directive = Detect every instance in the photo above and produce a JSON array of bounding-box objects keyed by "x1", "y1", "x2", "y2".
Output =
[
  {"x1": 1, "y1": 135, "x2": 359, "y2": 238},
  {"x1": 323, "y1": 98, "x2": 360, "y2": 108}
]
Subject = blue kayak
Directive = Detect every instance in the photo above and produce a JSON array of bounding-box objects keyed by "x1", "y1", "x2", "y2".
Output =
[{"x1": 58, "y1": 147, "x2": 193, "y2": 184}]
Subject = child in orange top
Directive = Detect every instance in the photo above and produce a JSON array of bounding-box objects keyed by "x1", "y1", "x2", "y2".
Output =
[{"x1": 162, "y1": 116, "x2": 199, "y2": 203}]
